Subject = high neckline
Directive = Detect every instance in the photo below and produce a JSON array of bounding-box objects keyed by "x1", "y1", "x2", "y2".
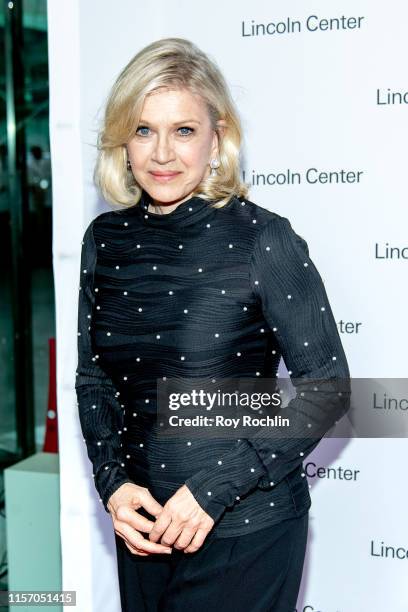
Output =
[{"x1": 136, "y1": 189, "x2": 219, "y2": 229}]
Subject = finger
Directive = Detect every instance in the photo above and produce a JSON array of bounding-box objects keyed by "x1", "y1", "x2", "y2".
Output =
[
  {"x1": 183, "y1": 528, "x2": 208, "y2": 553},
  {"x1": 123, "y1": 539, "x2": 149, "y2": 556},
  {"x1": 173, "y1": 527, "x2": 196, "y2": 550},
  {"x1": 120, "y1": 523, "x2": 173, "y2": 555},
  {"x1": 128, "y1": 512, "x2": 157, "y2": 534},
  {"x1": 159, "y1": 522, "x2": 184, "y2": 547},
  {"x1": 148, "y1": 511, "x2": 172, "y2": 543},
  {"x1": 140, "y1": 489, "x2": 166, "y2": 519},
  {"x1": 114, "y1": 505, "x2": 157, "y2": 535},
  {"x1": 115, "y1": 528, "x2": 149, "y2": 555}
]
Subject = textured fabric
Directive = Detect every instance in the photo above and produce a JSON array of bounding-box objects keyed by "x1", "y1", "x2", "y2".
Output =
[
  {"x1": 114, "y1": 511, "x2": 309, "y2": 612},
  {"x1": 75, "y1": 189, "x2": 350, "y2": 537}
]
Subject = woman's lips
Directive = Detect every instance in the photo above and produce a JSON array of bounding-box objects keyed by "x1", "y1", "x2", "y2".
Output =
[{"x1": 149, "y1": 171, "x2": 181, "y2": 182}]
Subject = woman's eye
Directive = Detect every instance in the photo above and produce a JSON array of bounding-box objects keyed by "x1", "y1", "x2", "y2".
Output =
[
  {"x1": 178, "y1": 127, "x2": 194, "y2": 136},
  {"x1": 135, "y1": 126, "x2": 150, "y2": 136},
  {"x1": 135, "y1": 126, "x2": 194, "y2": 137}
]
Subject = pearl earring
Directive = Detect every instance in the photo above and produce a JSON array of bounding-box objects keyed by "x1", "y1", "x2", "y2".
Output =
[
  {"x1": 210, "y1": 158, "x2": 220, "y2": 177},
  {"x1": 127, "y1": 159, "x2": 131, "y2": 170}
]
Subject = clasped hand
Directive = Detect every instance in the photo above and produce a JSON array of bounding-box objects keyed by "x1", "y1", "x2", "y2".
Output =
[
  {"x1": 148, "y1": 484, "x2": 215, "y2": 553},
  {"x1": 108, "y1": 482, "x2": 214, "y2": 556}
]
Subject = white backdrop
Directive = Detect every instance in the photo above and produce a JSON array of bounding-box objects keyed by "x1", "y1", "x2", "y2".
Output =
[{"x1": 48, "y1": 1, "x2": 408, "y2": 610}]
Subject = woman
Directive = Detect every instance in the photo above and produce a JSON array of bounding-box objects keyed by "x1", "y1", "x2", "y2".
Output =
[{"x1": 75, "y1": 37, "x2": 350, "y2": 611}]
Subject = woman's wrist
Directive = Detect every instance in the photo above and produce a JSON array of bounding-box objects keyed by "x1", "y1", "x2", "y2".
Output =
[
  {"x1": 98, "y1": 471, "x2": 136, "y2": 513},
  {"x1": 184, "y1": 481, "x2": 228, "y2": 524}
]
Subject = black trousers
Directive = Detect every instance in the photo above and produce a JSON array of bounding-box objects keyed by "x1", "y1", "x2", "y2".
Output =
[{"x1": 114, "y1": 512, "x2": 309, "y2": 612}]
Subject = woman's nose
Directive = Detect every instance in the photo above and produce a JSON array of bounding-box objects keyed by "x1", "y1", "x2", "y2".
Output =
[{"x1": 152, "y1": 133, "x2": 175, "y2": 163}]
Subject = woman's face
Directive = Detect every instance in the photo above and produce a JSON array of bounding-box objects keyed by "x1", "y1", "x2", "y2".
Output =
[{"x1": 127, "y1": 87, "x2": 222, "y2": 210}]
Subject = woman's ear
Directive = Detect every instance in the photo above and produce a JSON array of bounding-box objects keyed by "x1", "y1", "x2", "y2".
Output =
[
  {"x1": 212, "y1": 119, "x2": 227, "y2": 156},
  {"x1": 216, "y1": 119, "x2": 227, "y2": 140}
]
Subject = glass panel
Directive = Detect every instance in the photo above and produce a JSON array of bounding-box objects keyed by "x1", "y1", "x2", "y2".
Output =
[
  {"x1": 0, "y1": 0, "x2": 17, "y2": 461},
  {"x1": 23, "y1": 0, "x2": 54, "y2": 453}
]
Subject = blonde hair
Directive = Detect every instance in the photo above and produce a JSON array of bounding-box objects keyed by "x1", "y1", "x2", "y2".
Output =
[{"x1": 94, "y1": 37, "x2": 250, "y2": 209}]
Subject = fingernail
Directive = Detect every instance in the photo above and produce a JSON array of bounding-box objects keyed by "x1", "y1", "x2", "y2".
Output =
[{"x1": 164, "y1": 549, "x2": 172, "y2": 554}]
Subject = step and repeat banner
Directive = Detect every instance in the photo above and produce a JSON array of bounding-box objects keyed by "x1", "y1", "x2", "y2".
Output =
[{"x1": 48, "y1": 1, "x2": 407, "y2": 610}]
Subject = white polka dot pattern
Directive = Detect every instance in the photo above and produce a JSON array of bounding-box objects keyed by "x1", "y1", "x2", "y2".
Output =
[{"x1": 75, "y1": 191, "x2": 350, "y2": 536}]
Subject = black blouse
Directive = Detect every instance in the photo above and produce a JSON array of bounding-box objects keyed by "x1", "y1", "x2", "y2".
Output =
[{"x1": 75, "y1": 189, "x2": 350, "y2": 538}]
